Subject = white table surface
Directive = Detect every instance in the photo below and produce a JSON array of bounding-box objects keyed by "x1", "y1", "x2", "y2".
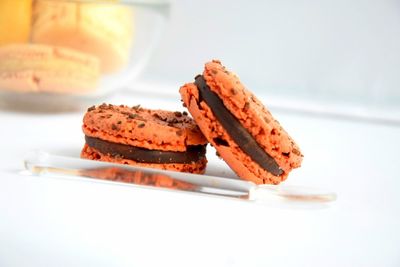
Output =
[{"x1": 0, "y1": 89, "x2": 399, "y2": 267}]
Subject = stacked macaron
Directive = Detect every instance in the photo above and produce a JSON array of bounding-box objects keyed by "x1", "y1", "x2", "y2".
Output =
[
  {"x1": 0, "y1": 0, "x2": 134, "y2": 95},
  {"x1": 81, "y1": 104, "x2": 208, "y2": 174},
  {"x1": 81, "y1": 60, "x2": 303, "y2": 183},
  {"x1": 0, "y1": 44, "x2": 99, "y2": 93}
]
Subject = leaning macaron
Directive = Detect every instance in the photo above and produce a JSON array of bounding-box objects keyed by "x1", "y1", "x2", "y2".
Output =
[
  {"x1": 81, "y1": 104, "x2": 208, "y2": 174},
  {"x1": 179, "y1": 60, "x2": 303, "y2": 184}
]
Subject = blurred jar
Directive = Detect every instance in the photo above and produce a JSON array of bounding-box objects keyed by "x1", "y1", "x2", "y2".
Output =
[{"x1": 0, "y1": 0, "x2": 170, "y2": 112}]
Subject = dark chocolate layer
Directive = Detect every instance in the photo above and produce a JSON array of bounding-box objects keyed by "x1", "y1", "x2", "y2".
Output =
[
  {"x1": 194, "y1": 75, "x2": 283, "y2": 176},
  {"x1": 85, "y1": 136, "x2": 206, "y2": 164}
]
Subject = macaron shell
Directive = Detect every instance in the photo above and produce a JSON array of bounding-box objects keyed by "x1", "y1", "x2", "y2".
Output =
[
  {"x1": 203, "y1": 60, "x2": 303, "y2": 171},
  {"x1": 83, "y1": 104, "x2": 207, "y2": 152},
  {"x1": 81, "y1": 144, "x2": 207, "y2": 174},
  {"x1": 31, "y1": 1, "x2": 133, "y2": 73},
  {"x1": 0, "y1": 44, "x2": 99, "y2": 93},
  {"x1": 180, "y1": 83, "x2": 286, "y2": 184}
]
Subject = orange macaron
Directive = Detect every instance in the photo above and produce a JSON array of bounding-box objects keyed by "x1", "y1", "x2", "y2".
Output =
[
  {"x1": 81, "y1": 104, "x2": 208, "y2": 174},
  {"x1": 180, "y1": 60, "x2": 303, "y2": 184}
]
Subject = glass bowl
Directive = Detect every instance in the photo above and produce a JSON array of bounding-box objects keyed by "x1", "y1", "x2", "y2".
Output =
[{"x1": 0, "y1": 0, "x2": 170, "y2": 112}]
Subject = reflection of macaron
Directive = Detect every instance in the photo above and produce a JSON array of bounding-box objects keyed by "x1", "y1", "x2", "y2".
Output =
[
  {"x1": 0, "y1": 44, "x2": 99, "y2": 93},
  {"x1": 31, "y1": 0, "x2": 133, "y2": 73},
  {"x1": 180, "y1": 60, "x2": 303, "y2": 184},
  {"x1": 81, "y1": 167, "x2": 196, "y2": 191},
  {"x1": 81, "y1": 104, "x2": 208, "y2": 174}
]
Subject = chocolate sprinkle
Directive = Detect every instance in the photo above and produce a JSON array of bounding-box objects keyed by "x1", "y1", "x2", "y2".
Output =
[
  {"x1": 99, "y1": 103, "x2": 108, "y2": 109},
  {"x1": 87, "y1": 105, "x2": 95, "y2": 112},
  {"x1": 176, "y1": 130, "x2": 183, "y2": 136},
  {"x1": 194, "y1": 75, "x2": 283, "y2": 176},
  {"x1": 153, "y1": 113, "x2": 162, "y2": 120},
  {"x1": 128, "y1": 113, "x2": 137, "y2": 119}
]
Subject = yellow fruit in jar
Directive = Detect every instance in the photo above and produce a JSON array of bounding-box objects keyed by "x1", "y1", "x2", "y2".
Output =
[
  {"x1": 31, "y1": 0, "x2": 134, "y2": 74},
  {"x1": 0, "y1": 0, "x2": 32, "y2": 45}
]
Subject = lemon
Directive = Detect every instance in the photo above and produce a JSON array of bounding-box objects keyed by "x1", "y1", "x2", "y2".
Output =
[{"x1": 0, "y1": 0, "x2": 32, "y2": 45}]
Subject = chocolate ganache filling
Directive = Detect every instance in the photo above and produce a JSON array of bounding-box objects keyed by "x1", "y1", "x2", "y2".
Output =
[
  {"x1": 85, "y1": 136, "x2": 206, "y2": 164},
  {"x1": 194, "y1": 75, "x2": 283, "y2": 176}
]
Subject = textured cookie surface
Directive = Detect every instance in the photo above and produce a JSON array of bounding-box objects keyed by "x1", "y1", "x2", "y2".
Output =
[
  {"x1": 81, "y1": 104, "x2": 208, "y2": 174},
  {"x1": 83, "y1": 103, "x2": 207, "y2": 152},
  {"x1": 180, "y1": 60, "x2": 303, "y2": 184}
]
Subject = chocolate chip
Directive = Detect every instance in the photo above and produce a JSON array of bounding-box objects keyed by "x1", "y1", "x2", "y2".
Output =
[
  {"x1": 87, "y1": 105, "x2": 96, "y2": 112},
  {"x1": 153, "y1": 113, "x2": 162, "y2": 120},
  {"x1": 212, "y1": 70, "x2": 218, "y2": 75},
  {"x1": 167, "y1": 118, "x2": 178, "y2": 124},
  {"x1": 244, "y1": 102, "x2": 250, "y2": 111},
  {"x1": 182, "y1": 111, "x2": 188, "y2": 116},
  {"x1": 213, "y1": 137, "x2": 229, "y2": 147},
  {"x1": 292, "y1": 148, "x2": 301, "y2": 156},
  {"x1": 132, "y1": 104, "x2": 141, "y2": 110},
  {"x1": 117, "y1": 121, "x2": 122, "y2": 124},
  {"x1": 182, "y1": 103, "x2": 187, "y2": 108},
  {"x1": 174, "y1": 111, "x2": 182, "y2": 117},
  {"x1": 99, "y1": 103, "x2": 108, "y2": 109},
  {"x1": 230, "y1": 88, "x2": 237, "y2": 95},
  {"x1": 282, "y1": 152, "x2": 290, "y2": 157},
  {"x1": 112, "y1": 124, "x2": 118, "y2": 130},
  {"x1": 128, "y1": 113, "x2": 138, "y2": 119},
  {"x1": 138, "y1": 123, "x2": 145, "y2": 128},
  {"x1": 176, "y1": 130, "x2": 183, "y2": 136}
]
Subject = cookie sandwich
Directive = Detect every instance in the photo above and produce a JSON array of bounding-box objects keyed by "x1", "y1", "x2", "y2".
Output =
[
  {"x1": 81, "y1": 104, "x2": 208, "y2": 174},
  {"x1": 180, "y1": 60, "x2": 303, "y2": 184}
]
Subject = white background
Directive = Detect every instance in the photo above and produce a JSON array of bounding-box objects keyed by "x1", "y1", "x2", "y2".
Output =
[
  {"x1": 142, "y1": 0, "x2": 400, "y2": 109},
  {"x1": 1, "y1": 0, "x2": 400, "y2": 266},
  {"x1": 1, "y1": 91, "x2": 400, "y2": 267}
]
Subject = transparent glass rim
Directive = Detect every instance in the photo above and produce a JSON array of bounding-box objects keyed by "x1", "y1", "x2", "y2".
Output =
[{"x1": 42, "y1": 0, "x2": 171, "y2": 5}]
